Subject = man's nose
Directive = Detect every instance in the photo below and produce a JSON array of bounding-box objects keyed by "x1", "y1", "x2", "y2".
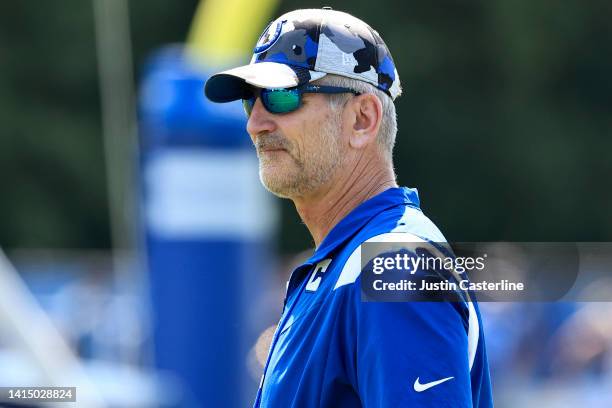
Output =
[{"x1": 246, "y1": 98, "x2": 277, "y2": 138}]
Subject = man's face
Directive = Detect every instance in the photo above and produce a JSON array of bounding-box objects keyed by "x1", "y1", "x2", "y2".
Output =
[{"x1": 246, "y1": 91, "x2": 345, "y2": 199}]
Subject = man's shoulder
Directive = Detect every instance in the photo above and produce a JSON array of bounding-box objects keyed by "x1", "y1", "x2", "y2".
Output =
[{"x1": 331, "y1": 203, "x2": 450, "y2": 291}]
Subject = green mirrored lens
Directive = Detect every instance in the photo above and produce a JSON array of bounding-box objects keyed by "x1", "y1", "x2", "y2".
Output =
[{"x1": 262, "y1": 89, "x2": 300, "y2": 114}]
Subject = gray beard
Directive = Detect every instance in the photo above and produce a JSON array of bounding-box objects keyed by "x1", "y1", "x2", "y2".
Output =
[{"x1": 257, "y1": 117, "x2": 343, "y2": 199}]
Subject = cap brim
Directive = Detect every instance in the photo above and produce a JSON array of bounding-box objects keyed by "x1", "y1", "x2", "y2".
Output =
[{"x1": 204, "y1": 62, "x2": 326, "y2": 103}]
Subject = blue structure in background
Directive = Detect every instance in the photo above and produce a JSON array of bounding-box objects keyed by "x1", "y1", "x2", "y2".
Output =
[{"x1": 139, "y1": 46, "x2": 276, "y2": 407}]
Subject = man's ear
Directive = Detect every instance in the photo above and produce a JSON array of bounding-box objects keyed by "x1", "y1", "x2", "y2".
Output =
[{"x1": 347, "y1": 93, "x2": 383, "y2": 150}]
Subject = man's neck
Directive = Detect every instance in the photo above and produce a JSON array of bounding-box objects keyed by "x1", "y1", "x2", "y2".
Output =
[{"x1": 292, "y1": 156, "x2": 397, "y2": 248}]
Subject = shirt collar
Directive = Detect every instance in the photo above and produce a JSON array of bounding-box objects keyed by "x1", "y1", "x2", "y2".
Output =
[{"x1": 306, "y1": 187, "x2": 420, "y2": 264}]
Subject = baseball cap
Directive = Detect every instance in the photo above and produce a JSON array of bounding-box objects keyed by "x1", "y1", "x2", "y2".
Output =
[{"x1": 204, "y1": 7, "x2": 401, "y2": 103}]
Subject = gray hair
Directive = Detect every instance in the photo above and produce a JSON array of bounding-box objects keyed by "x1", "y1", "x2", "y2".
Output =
[{"x1": 312, "y1": 74, "x2": 400, "y2": 160}]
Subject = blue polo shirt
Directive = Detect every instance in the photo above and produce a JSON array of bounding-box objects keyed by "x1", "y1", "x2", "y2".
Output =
[{"x1": 254, "y1": 187, "x2": 493, "y2": 407}]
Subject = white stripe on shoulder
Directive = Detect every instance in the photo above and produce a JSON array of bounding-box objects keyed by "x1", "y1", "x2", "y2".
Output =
[
  {"x1": 391, "y1": 205, "x2": 448, "y2": 242},
  {"x1": 467, "y1": 301, "x2": 479, "y2": 371},
  {"x1": 333, "y1": 245, "x2": 361, "y2": 290},
  {"x1": 333, "y1": 231, "x2": 426, "y2": 290},
  {"x1": 391, "y1": 206, "x2": 420, "y2": 232}
]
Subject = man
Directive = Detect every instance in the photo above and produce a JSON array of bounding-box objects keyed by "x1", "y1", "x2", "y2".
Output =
[{"x1": 205, "y1": 7, "x2": 492, "y2": 407}]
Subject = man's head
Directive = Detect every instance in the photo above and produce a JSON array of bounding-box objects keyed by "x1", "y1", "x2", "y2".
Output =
[{"x1": 205, "y1": 8, "x2": 401, "y2": 198}]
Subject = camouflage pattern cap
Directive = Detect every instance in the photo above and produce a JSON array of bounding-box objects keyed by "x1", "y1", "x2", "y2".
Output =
[{"x1": 204, "y1": 7, "x2": 401, "y2": 103}]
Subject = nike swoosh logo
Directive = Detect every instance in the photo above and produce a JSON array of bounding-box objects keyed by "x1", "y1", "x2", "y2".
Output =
[{"x1": 413, "y1": 376, "x2": 454, "y2": 392}]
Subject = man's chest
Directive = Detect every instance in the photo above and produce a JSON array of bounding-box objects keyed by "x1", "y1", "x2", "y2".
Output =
[{"x1": 260, "y1": 257, "x2": 354, "y2": 403}]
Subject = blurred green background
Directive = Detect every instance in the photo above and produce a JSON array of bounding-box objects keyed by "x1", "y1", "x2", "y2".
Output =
[{"x1": 1, "y1": 0, "x2": 610, "y2": 253}]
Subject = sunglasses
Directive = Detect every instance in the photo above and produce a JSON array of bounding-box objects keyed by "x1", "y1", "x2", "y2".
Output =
[{"x1": 242, "y1": 85, "x2": 361, "y2": 117}]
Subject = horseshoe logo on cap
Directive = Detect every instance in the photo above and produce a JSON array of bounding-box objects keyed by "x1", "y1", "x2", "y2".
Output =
[{"x1": 254, "y1": 19, "x2": 286, "y2": 54}]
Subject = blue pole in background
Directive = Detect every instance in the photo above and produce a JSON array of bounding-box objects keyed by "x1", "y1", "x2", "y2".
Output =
[{"x1": 138, "y1": 46, "x2": 276, "y2": 407}]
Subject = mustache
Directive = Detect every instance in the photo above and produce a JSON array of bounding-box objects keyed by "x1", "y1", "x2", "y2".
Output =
[{"x1": 255, "y1": 134, "x2": 293, "y2": 152}]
